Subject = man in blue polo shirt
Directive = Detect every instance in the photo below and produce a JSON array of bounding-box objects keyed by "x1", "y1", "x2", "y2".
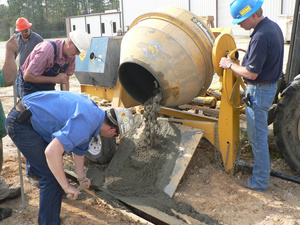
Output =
[
  {"x1": 5, "y1": 91, "x2": 134, "y2": 224},
  {"x1": 219, "y1": 0, "x2": 284, "y2": 192}
]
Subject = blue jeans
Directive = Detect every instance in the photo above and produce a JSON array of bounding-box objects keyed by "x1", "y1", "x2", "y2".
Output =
[
  {"x1": 17, "y1": 68, "x2": 39, "y2": 178},
  {"x1": 5, "y1": 107, "x2": 63, "y2": 225},
  {"x1": 16, "y1": 68, "x2": 23, "y2": 98},
  {"x1": 245, "y1": 83, "x2": 277, "y2": 192}
]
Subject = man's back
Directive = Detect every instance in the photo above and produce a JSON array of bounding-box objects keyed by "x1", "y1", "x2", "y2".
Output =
[{"x1": 242, "y1": 17, "x2": 284, "y2": 83}]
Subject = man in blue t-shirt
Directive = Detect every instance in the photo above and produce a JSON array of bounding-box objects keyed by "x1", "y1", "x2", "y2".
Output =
[
  {"x1": 5, "y1": 91, "x2": 134, "y2": 224},
  {"x1": 219, "y1": 0, "x2": 284, "y2": 192}
]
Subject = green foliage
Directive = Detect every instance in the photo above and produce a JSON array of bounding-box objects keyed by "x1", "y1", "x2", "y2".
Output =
[{"x1": 0, "y1": 0, "x2": 119, "y2": 41}]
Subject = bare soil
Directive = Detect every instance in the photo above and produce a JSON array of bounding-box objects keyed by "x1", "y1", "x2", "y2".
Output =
[{"x1": 0, "y1": 39, "x2": 300, "y2": 225}]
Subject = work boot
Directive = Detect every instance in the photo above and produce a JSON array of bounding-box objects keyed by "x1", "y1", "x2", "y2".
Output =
[
  {"x1": 0, "y1": 187, "x2": 21, "y2": 204},
  {"x1": 0, "y1": 207, "x2": 12, "y2": 221},
  {"x1": 236, "y1": 179, "x2": 252, "y2": 190}
]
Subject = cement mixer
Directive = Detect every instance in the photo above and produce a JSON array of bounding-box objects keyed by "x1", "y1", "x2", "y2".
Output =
[
  {"x1": 75, "y1": 7, "x2": 242, "y2": 174},
  {"x1": 118, "y1": 6, "x2": 215, "y2": 106}
]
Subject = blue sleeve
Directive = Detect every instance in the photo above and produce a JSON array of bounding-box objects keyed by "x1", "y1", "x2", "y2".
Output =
[{"x1": 52, "y1": 113, "x2": 94, "y2": 156}]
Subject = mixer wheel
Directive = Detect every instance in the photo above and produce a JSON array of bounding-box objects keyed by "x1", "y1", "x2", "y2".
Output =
[
  {"x1": 86, "y1": 136, "x2": 116, "y2": 164},
  {"x1": 274, "y1": 75, "x2": 300, "y2": 173}
]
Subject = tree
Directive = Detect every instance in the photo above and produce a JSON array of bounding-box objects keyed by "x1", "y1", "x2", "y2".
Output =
[{"x1": 0, "y1": 0, "x2": 119, "y2": 40}]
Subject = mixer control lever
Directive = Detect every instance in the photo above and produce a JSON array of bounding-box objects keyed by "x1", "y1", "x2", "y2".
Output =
[{"x1": 90, "y1": 53, "x2": 102, "y2": 62}]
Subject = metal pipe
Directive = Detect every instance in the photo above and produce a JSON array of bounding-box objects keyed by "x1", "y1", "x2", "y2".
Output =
[
  {"x1": 10, "y1": 28, "x2": 26, "y2": 209},
  {"x1": 238, "y1": 160, "x2": 300, "y2": 184},
  {"x1": 120, "y1": 0, "x2": 125, "y2": 33},
  {"x1": 14, "y1": 72, "x2": 25, "y2": 210}
]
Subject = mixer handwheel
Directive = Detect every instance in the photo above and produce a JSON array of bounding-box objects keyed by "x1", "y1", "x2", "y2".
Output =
[{"x1": 212, "y1": 33, "x2": 237, "y2": 77}]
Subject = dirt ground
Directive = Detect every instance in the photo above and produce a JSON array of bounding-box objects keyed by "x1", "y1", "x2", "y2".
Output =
[{"x1": 0, "y1": 37, "x2": 300, "y2": 225}]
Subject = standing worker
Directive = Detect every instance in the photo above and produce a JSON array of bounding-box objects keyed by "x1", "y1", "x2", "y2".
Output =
[
  {"x1": 19, "y1": 30, "x2": 91, "y2": 186},
  {"x1": 15, "y1": 17, "x2": 43, "y2": 186},
  {"x1": 0, "y1": 35, "x2": 21, "y2": 221},
  {"x1": 19, "y1": 29, "x2": 91, "y2": 97},
  {"x1": 15, "y1": 17, "x2": 43, "y2": 97},
  {"x1": 5, "y1": 91, "x2": 134, "y2": 224},
  {"x1": 219, "y1": 0, "x2": 284, "y2": 192}
]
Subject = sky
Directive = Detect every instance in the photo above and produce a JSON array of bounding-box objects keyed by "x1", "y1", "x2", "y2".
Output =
[{"x1": 0, "y1": 0, "x2": 6, "y2": 5}]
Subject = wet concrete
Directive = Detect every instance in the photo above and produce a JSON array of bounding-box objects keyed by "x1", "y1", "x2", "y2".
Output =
[{"x1": 87, "y1": 95, "x2": 219, "y2": 224}]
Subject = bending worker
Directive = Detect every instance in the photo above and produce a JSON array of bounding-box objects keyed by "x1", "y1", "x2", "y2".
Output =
[
  {"x1": 0, "y1": 35, "x2": 21, "y2": 221},
  {"x1": 219, "y1": 0, "x2": 284, "y2": 192},
  {"x1": 19, "y1": 29, "x2": 91, "y2": 97},
  {"x1": 5, "y1": 90, "x2": 134, "y2": 224},
  {"x1": 19, "y1": 30, "x2": 91, "y2": 186}
]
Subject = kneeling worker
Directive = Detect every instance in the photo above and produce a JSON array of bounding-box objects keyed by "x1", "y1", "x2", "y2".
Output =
[{"x1": 5, "y1": 91, "x2": 134, "y2": 224}]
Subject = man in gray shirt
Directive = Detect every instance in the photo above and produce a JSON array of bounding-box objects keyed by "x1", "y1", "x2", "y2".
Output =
[
  {"x1": 15, "y1": 17, "x2": 43, "y2": 97},
  {"x1": 15, "y1": 17, "x2": 43, "y2": 187}
]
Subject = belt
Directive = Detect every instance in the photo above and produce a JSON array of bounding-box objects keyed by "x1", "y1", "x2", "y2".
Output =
[{"x1": 245, "y1": 81, "x2": 271, "y2": 86}]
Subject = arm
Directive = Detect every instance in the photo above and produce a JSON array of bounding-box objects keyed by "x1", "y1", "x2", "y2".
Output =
[
  {"x1": 219, "y1": 57, "x2": 258, "y2": 80},
  {"x1": 72, "y1": 153, "x2": 91, "y2": 186},
  {"x1": 23, "y1": 41, "x2": 69, "y2": 85},
  {"x1": 60, "y1": 76, "x2": 70, "y2": 91},
  {"x1": 45, "y1": 137, "x2": 81, "y2": 200},
  {"x1": 23, "y1": 70, "x2": 69, "y2": 84},
  {"x1": 2, "y1": 35, "x2": 18, "y2": 86}
]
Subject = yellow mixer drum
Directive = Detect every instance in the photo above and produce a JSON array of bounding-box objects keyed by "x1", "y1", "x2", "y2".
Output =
[{"x1": 118, "y1": 7, "x2": 215, "y2": 106}]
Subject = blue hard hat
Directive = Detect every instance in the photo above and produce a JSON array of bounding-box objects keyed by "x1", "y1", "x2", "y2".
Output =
[{"x1": 230, "y1": 0, "x2": 264, "y2": 24}]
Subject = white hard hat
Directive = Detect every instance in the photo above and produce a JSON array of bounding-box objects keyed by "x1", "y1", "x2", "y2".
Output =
[
  {"x1": 69, "y1": 30, "x2": 91, "y2": 54},
  {"x1": 107, "y1": 108, "x2": 134, "y2": 137}
]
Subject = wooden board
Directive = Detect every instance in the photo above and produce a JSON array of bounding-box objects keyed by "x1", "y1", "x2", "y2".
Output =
[
  {"x1": 164, "y1": 123, "x2": 204, "y2": 197},
  {"x1": 113, "y1": 196, "x2": 192, "y2": 225},
  {"x1": 97, "y1": 191, "x2": 205, "y2": 225}
]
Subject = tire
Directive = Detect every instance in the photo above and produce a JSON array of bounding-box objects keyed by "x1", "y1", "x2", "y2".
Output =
[
  {"x1": 86, "y1": 136, "x2": 116, "y2": 165},
  {"x1": 274, "y1": 75, "x2": 300, "y2": 173}
]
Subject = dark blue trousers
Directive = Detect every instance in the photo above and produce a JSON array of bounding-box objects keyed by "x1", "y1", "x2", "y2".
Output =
[{"x1": 6, "y1": 107, "x2": 63, "y2": 225}]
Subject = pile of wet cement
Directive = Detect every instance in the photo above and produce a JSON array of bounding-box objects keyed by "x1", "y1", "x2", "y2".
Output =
[
  {"x1": 103, "y1": 115, "x2": 181, "y2": 196},
  {"x1": 87, "y1": 114, "x2": 218, "y2": 224}
]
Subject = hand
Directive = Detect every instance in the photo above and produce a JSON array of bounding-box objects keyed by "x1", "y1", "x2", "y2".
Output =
[
  {"x1": 6, "y1": 34, "x2": 18, "y2": 54},
  {"x1": 78, "y1": 177, "x2": 91, "y2": 189},
  {"x1": 65, "y1": 180, "x2": 91, "y2": 200},
  {"x1": 219, "y1": 56, "x2": 233, "y2": 69},
  {"x1": 3, "y1": 34, "x2": 18, "y2": 86},
  {"x1": 55, "y1": 73, "x2": 69, "y2": 84},
  {"x1": 64, "y1": 184, "x2": 80, "y2": 201}
]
